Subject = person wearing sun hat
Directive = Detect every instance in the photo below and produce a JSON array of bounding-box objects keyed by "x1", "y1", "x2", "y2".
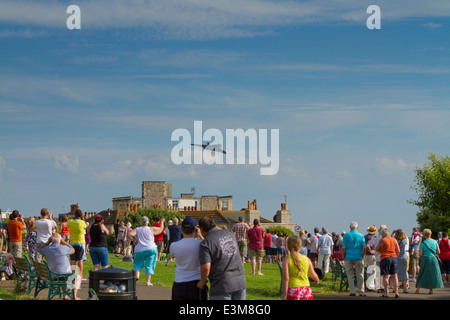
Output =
[{"x1": 364, "y1": 225, "x2": 378, "y2": 291}]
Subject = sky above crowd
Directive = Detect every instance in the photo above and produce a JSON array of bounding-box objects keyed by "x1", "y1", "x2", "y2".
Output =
[{"x1": 1, "y1": 0, "x2": 449, "y2": 234}]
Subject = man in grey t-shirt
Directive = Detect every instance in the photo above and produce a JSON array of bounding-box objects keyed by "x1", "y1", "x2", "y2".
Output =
[{"x1": 197, "y1": 216, "x2": 246, "y2": 300}]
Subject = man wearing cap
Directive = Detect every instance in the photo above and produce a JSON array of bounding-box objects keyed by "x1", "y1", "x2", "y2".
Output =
[
  {"x1": 169, "y1": 217, "x2": 207, "y2": 300},
  {"x1": 364, "y1": 225, "x2": 378, "y2": 291}
]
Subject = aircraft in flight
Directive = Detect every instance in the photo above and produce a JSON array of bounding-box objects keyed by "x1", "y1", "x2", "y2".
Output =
[{"x1": 191, "y1": 142, "x2": 227, "y2": 154}]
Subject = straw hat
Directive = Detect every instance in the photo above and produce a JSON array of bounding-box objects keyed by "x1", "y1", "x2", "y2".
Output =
[
  {"x1": 367, "y1": 225, "x2": 377, "y2": 234},
  {"x1": 378, "y1": 224, "x2": 387, "y2": 232}
]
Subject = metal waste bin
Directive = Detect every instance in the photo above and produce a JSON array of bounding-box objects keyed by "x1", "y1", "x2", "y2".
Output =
[{"x1": 89, "y1": 266, "x2": 137, "y2": 300}]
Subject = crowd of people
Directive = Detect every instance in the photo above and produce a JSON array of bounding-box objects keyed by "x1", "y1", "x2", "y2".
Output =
[{"x1": 1, "y1": 207, "x2": 449, "y2": 301}]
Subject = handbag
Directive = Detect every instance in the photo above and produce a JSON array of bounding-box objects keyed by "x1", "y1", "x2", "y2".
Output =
[{"x1": 422, "y1": 240, "x2": 442, "y2": 268}]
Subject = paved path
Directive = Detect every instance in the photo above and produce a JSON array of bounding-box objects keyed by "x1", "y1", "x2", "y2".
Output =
[{"x1": 2, "y1": 279, "x2": 449, "y2": 300}]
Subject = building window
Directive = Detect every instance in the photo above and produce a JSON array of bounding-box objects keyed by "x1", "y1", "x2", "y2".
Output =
[
  {"x1": 221, "y1": 201, "x2": 228, "y2": 211},
  {"x1": 172, "y1": 200, "x2": 179, "y2": 208}
]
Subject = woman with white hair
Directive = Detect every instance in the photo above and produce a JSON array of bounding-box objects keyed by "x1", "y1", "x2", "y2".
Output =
[
  {"x1": 415, "y1": 229, "x2": 444, "y2": 294},
  {"x1": 130, "y1": 216, "x2": 165, "y2": 286}
]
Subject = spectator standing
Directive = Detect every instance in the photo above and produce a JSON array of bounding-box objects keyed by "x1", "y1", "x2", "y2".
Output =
[
  {"x1": 376, "y1": 228, "x2": 400, "y2": 298},
  {"x1": 131, "y1": 216, "x2": 165, "y2": 286},
  {"x1": 60, "y1": 215, "x2": 70, "y2": 241},
  {"x1": 271, "y1": 231, "x2": 278, "y2": 263},
  {"x1": 197, "y1": 216, "x2": 246, "y2": 300},
  {"x1": 409, "y1": 227, "x2": 422, "y2": 282},
  {"x1": 67, "y1": 209, "x2": 87, "y2": 299},
  {"x1": 394, "y1": 229, "x2": 410, "y2": 293},
  {"x1": 35, "y1": 209, "x2": 56, "y2": 262},
  {"x1": 124, "y1": 222, "x2": 134, "y2": 257},
  {"x1": 364, "y1": 225, "x2": 377, "y2": 291},
  {"x1": 438, "y1": 231, "x2": 450, "y2": 285},
  {"x1": 299, "y1": 230, "x2": 309, "y2": 256},
  {"x1": 317, "y1": 227, "x2": 333, "y2": 274},
  {"x1": 232, "y1": 217, "x2": 250, "y2": 264},
  {"x1": 415, "y1": 229, "x2": 444, "y2": 294},
  {"x1": 170, "y1": 217, "x2": 207, "y2": 300},
  {"x1": 24, "y1": 218, "x2": 37, "y2": 261},
  {"x1": 281, "y1": 236, "x2": 319, "y2": 300},
  {"x1": 341, "y1": 221, "x2": 367, "y2": 297},
  {"x1": 374, "y1": 225, "x2": 387, "y2": 291},
  {"x1": 247, "y1": 219, "x2": 265, "y2": 276},
  {"x1": 7, "y1": 210, "x2": 25, "y2": 257},
  {"x1": 264, "y1": 229, "x2": 272, "y2": 263},
  {"x1": 152, "y1": 217, "x2": 166, "y2": 262},
  {"x1": 87, "y1": 214, "x2": 110, "y2": 270},
  {"x1": 309, "y1": 227, "x2": 321, "y2": 268},
  {"x1": 166, "y1": 217, "x2": 182, "y2": 266},
  {"x1": 115, "y1": 220, "x2": 127, "y2": 257},
  {"x1": 276, "y1": 233, "x2": 287, "y2": 261}
]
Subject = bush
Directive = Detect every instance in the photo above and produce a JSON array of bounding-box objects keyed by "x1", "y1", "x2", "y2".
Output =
[{"x1": 265, "y1": 226, "x2": 294, "y2": 237}]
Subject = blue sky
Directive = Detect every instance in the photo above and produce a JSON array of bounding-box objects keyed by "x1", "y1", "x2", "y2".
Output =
[{"x1": 1, "y1": 0, "x2": 450, "y2": 235}]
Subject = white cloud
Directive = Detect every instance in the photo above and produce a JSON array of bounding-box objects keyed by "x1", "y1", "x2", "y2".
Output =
[
  {"x1": 54, "y1": 155, "x2": 80, "y2": 173},
  {"x1": 421, "y1": 22, "x2": 443, "y2": 28},
  {"x1": 375, "y1": 157, "x2": 414, "y2": 175}
]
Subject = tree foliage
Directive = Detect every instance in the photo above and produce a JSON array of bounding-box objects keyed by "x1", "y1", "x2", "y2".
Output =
[
  {"x1": 410, "y1": 153, "x2": 450, "y2": 235},
  {"x1": 123, "y1": 207, "x2": 185, "y2": 229}
]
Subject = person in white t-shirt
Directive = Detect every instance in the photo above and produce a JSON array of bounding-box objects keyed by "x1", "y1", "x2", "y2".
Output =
[
  {"x1": 34, "y1": 208, "x2": 56, "y2": 262},
  {"x1": 317, "y1": 227, "x2": 334, "y2": 274},
  {"x1": 169, "y1": 217, "x2": 208, "y2": 300}
]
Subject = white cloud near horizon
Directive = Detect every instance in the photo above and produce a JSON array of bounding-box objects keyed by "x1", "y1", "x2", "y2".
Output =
[{"x1": 1, "y1": 0, "x2": 449, "y2": 40}]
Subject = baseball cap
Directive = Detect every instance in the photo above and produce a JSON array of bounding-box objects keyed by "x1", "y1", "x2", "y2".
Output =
[{"x1": 182, "y1": 217, "x2": 197, "y2": 228}]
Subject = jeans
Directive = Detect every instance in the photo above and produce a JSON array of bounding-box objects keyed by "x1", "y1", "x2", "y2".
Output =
[{"x1": 209, "y1": 289, "x2": 246, "y2": 300}]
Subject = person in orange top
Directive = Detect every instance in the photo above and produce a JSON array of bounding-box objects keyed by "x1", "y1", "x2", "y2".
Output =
[
  {"x1": 376, "y1": 228, "x2": 400, "y2": 298},
  {"x1": 7, "y1": 210, "x2": 25, "y2": 257}
]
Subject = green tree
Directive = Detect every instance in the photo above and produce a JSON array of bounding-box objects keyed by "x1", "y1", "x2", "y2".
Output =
[
  {"x1": 123, "y1": 207, "x2": 185, "y2": 229},
  {"x1": 410, "y1": 152, "x2": 450, "y2": 236}
]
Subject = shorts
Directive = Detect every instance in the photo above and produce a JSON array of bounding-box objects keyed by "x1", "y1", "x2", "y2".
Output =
[
  {"x1": 380, "y1": 257, "x2": 398, "y2": 275},
  {"x1": 287, "y1": 286, "x2": 313, "y2": 300},
  {"x1": 440, "y1": 259, "x2": 450, "y2": 275},
  {"x1": 277, "y1": 247, "x2": 286, "y2": 256},
  {"x1": 264, "y1": 246, "x2": 271, "y2": 256},
  {"x1": 117, "y1": 239, "x2": 125, "y2": 250},
  {"x1": 155, "y1": 241, "x2": 164, "y2": 253},
  {"x1": 133, "y1": 248, "x2": 158, "y2": 275},
  {"x1": 237, "y1": 241, "x2": 248, "y2": 258},
  {"x1": 309, "y1": 252, "x2": 318, "y2": 262},
  {"x1": 249, "y1": 249, "x2": 264, "y2": 261},
  {"x1": 70, "y1": 244, "x2": 85, "y2": 262},
  {"x1": 270, "y1": 247, "x2": 277, "y2": 256},
  {"x1": 89, "y1": 247, "x2": 109, "y2": 267}
]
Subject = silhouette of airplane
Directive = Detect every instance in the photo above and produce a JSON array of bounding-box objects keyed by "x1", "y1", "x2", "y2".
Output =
[{"x1": 191, "y1": 142, "x2": 226, "y2": 154}]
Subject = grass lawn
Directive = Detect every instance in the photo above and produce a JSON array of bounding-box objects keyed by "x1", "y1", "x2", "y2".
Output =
[{"x1": 0, "y1": 253, "x2": 341, "y2": 300}]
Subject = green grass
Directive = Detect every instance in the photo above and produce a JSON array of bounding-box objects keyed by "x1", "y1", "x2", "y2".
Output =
[{"x1": 0, "y1": 254, "x2": 341, "y2": 300}]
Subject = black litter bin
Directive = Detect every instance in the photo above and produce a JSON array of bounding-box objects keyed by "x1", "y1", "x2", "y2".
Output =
[{"x1": 89, "y1": 266, "x2": 137, "y2": 300}]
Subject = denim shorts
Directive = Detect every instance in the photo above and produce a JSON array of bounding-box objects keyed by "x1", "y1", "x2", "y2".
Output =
[{"x1": 89, "y1": 247, "x2": 109, "y2": 267}]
